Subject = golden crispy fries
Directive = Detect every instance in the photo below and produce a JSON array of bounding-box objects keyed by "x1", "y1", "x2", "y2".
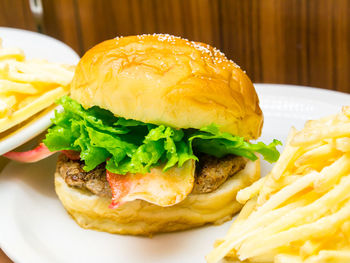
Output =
[
  {"x1": 237, "y1": 178, "x2": 266, "y2": 204},
  {"x1": 343, "y1": 106, "x2": 350, "y2": 117},
  {"x1": 294, "y1": 143, "x2": 336, "y2": 167},
  {"x1": 336, "y1": 137, "x2": 350, "y2": 152},
  {"x1": 3, "y1": 61, "x2": 73, "y2": 85},
  {"x1": 0, "y1": 39, "x2": 75, "y2": 134},
  {"x1": 0, "y1": 87, "x2": 66, "y2": 132},
  {"x1": 314, "y1": 153, "x2": 350, "y2": 192},
  {"x1": 275, "y1": 254, "x2": 303, "y2": 263},
  {"x1": 0, "y1": 48, "x2": 25, "y2": 61},
  {"x1": 207, "y1": 107, "x2": 350, "y2": 263},
  {"x1": 305, "y1": 250, "x2": 350, "y2": 263},
  {"x1": 0, "y1": 80, "x2": 38, "y2": 94},
  {"x1": 0, "y1": 95, "x2": 16, "y2": 116},
  {"x1": 292, "y1": 123, "x2": 350, "y2": 146},
  {"x1": 0, "y1": 39, "x2": 25, "y2": 61}
]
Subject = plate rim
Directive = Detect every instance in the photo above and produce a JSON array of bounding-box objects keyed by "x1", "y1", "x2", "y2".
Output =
[
  {"x1": 0, "y1": 26, "x2": 80, "y2": 62},
  {"x1": 255, "y1": 82, "x2": 350, "y2": 98},
  {"x1": 0, "y1": 27, "x2": 79, "y2": 155}
]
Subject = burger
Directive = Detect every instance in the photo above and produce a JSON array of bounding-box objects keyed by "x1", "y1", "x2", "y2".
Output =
[{"x1": 5, "y1": 34, "x2": 280, "y2": 236}]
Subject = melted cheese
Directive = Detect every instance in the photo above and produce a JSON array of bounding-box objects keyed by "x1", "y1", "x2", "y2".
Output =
[{"x1": 107, "y1": 159, "x2": 196, "y2": 208}]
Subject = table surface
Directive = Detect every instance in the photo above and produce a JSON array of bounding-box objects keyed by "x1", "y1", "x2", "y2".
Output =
[
  {"x1": 0, "y1": 158, "x2": 12, "y2": 263},
  {"x1": 0, "y1": 249, "x2": 11, "y2": 263}
]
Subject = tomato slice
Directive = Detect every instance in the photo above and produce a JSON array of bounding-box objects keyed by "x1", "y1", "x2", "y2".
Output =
[
  {"x1": 2, "y1": 143, "x2": 56, "y2": 162},
  {"x1": 3, "y1": 143, "x2": 80, "y2": 162},
  {"x1": 106, "y1": 170, "x2": 132, "y2": 208}
]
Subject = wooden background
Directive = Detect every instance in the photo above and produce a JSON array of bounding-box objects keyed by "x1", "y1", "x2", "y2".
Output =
[{"x1": 0, "y1": 0, "x2": 349, "y2": 93}]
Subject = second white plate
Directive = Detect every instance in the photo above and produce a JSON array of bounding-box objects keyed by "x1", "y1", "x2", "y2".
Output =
[{"x1": 0, "y1": 27, "x2": 80, "y2": 156}]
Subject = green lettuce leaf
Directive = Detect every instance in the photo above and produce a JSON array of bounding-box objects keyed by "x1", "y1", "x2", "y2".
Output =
[
  {"x1": 43, "y1": 96, "x2": 281, "y2": 175},
  {"x1": 188, "y1": 124, "x2": 282, "y2": 162}
]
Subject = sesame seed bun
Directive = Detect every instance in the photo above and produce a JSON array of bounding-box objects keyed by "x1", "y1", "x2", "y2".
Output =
[
  {"x1": 70, "y1": 34, "x2": 263, "y2": 139},
  {"x1": 56, "y1": 35, "x2": 264, "y2": 236}
]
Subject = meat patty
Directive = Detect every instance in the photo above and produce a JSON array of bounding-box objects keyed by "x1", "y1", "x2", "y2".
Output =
[
  {"x1": 57, "y1": 155, "x2": 112, "y2": 198},
  {"x1": 192, "y1": 155, "x2": 247, "y2": 193},
  {"x1": 57, "y1": 154, "x2": 247, "y2": 197}
]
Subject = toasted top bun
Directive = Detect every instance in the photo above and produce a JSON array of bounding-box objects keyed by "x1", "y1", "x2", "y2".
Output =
[{"x1": 71, "y1": 34, "x2": 263, "y2": 139}]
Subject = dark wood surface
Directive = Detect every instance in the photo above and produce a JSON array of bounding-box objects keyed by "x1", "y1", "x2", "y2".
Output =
[
  {"x1": 0, "y1": 0, "x2": 349, "y2": 93},
  {"x1": 0, "y1": 0, "x2": 36, "y2": 31},
  {"x1": 0, "y1": 249, "x2": 11, "y2": 263},
  {"x1": 0, "y1": 0, "x2": 349, "y2": 261}
]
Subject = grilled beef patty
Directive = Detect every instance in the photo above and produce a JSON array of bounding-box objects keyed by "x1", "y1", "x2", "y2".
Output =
[
  {"x1": 192, "y1": 155, "x2": 247, "y2": 194},
  {"x1": 57, "y1": 155, "x2": 112, "y2": 198},
  {"x1": 57, "y1": 154, "x2": 247, "y2": 197}
]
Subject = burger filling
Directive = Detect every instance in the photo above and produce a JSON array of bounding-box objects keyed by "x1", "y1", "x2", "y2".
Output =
[
  {"x1": 44, "y1": 96, "x2": 280, "y2": 174},
  {"x1": 57, "y1": 153, "x2": 247, "y2": 197},
  {"x1": 42, "y1": 96, "x2": 280, "y2": 207}
]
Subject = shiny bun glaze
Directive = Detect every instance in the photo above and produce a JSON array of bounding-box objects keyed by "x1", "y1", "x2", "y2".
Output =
[{"x1": 71, "y1": 34, "x2": 263, "y2": 139}]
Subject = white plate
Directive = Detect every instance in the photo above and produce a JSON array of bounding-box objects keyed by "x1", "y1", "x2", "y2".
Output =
[
  {"x1": 0, "y1": 27, "x2": 80, "y2": 63},
  {"x1": 0, "y1": 84, "x2": 349, "y2": 263},
  {"x1": 0, "y1": 27, "x2": 80, "y2": 156}
]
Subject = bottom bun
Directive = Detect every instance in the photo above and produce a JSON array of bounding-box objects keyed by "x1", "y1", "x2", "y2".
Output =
[{"x1": 54, "y1": 159, "x2": 260, "y2": 236}]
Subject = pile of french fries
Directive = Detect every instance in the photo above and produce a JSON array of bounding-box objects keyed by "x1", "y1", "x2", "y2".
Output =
[
  {"x1": 0, "y1": 39, "x2": 75, "y2": 133},
  {"x1": 207, "y1": 106, "x2": 350, "y2": 263}
]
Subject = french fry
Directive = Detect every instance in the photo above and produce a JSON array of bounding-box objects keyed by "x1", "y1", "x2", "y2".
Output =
[
  {"x1": 257, "y1": 128, "x2": 313, "y2": 205},
  {"x1": 0, "y1": 95, "x2": 16, "y2": 116},
  {"x1": 256, "y1": 171, "x2": 318, "y2": 215},
  {"x1": 270, "y1": 127, "x2": 299, "y2": 181},
  {"x1": 313, "y1": 153, "x2": 350, "y2": 192},
  {"x1": 237, "y1": 178, "x2": 265, "y2": 204},
  {"x1": 226, "y1": 197, "x2": 258, "y2": 237},
  {"x1": 291, "y1": 124, "x2": 350, "y2": 146},
  {"x1": 294, "y1": 143, "x2": 338, "y2": 167},
  {"x1": 238, "y1": 176, "x2": 350, "y2": 258},
  {"x1": 238, "y1": 199, "x2": 350, "y2": 259},
  {"x1": 0, "y1": 87, "x2": 66, "y2": 132},
  {"x1": 207, "y1": 196, "x2": 313, "y2": 263},
  {"x1": 300, "y1": 240, "x2": 321, "y2": 258},
  {"x1": 207, "y1": 107, "x2": 350, "y2": 263},
  {"x1": 0, "y1": 48, "x2": 24, "y2": 62},
  {"x1": 342, "y1": 106, "x2": 350, "y2": 118},
  {"x1": 0, "y1": 79, "x2": 38, "y2": 94},
  {"x1": 227, "y1": 191, "x2": 319, "y2": 247},
  {"x1": 275, "y1": 254, "x2": 303, "y2": 263},
  {"x1": 248, "y1": 253, "x2": 276, "y2": 263},
  {"x1": 0, "y1": 39, "x2": 75, "y2": 134},
  {"x1": 3, "y1": 62, "x2": 74, "y2": 86},
  {"x1": 305, "y1": 250, "x2": 350, "y2": 263},
  {"x1": 335, "y1": 137, "x2": 350, "y2": 152},
  {"x1": 279, "y1": 174, "x2": 303, "y2": 186}
]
